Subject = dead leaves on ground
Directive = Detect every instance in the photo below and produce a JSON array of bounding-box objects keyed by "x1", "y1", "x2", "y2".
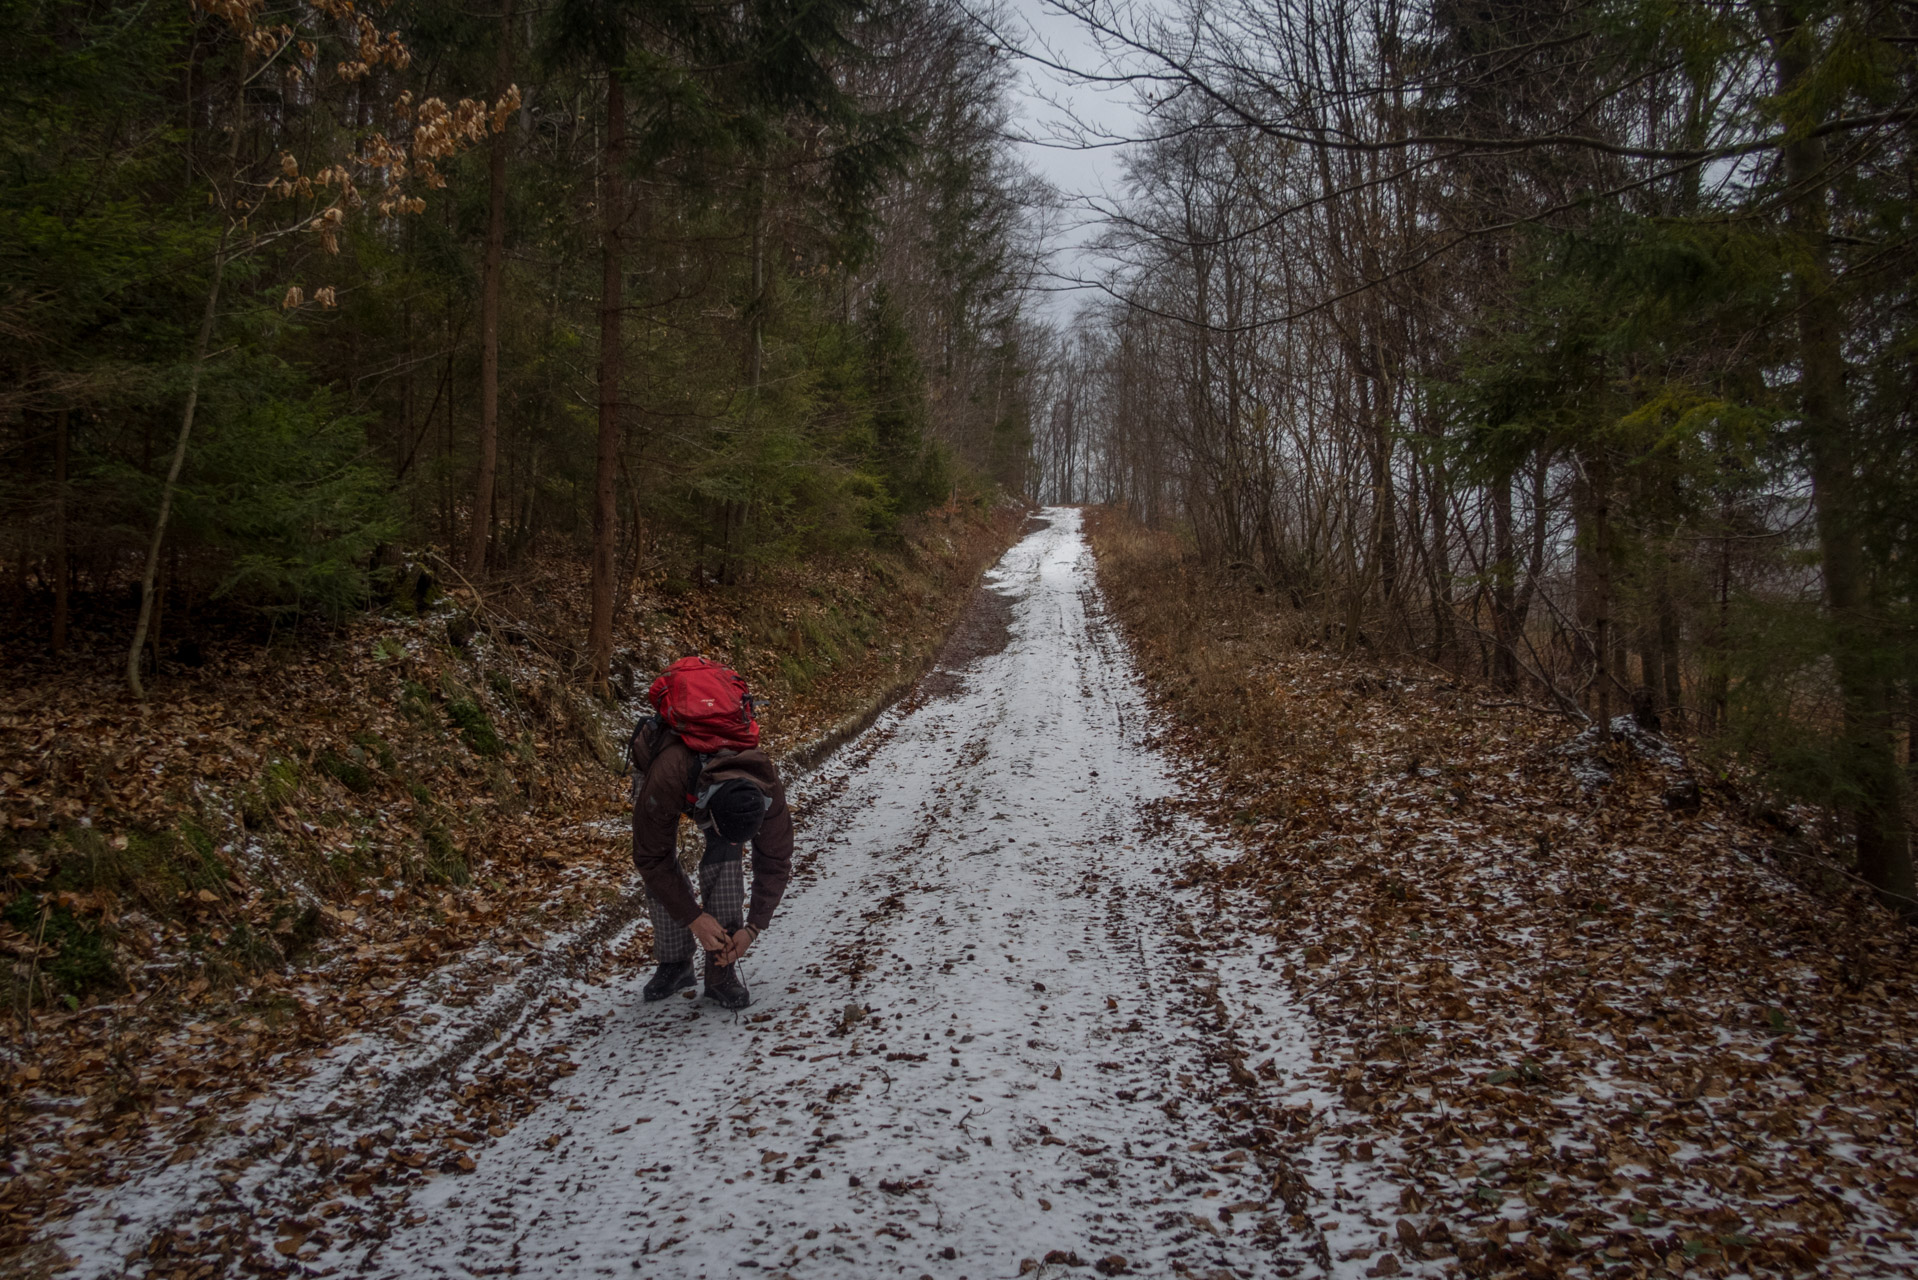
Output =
[
  {"x1": 1087, "y1": 514, "x2": 1918, "y2": 1280},
  {"x1": 0, "y1": 505, "x2": 1022, "y2": 1264}
]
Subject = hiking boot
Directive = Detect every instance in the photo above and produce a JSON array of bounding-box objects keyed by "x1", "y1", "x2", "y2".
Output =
[
  {"x1": 703, "y1": 959, "x2": 751, "y2": 1010},
  {"x1": 643, "y1": 960, "x2": 695, "y2": 1002}
]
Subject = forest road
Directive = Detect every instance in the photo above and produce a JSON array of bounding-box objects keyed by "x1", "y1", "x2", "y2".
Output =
[{"x1": 361, "y1": 507, "x2": 1345, "y2": 1280}]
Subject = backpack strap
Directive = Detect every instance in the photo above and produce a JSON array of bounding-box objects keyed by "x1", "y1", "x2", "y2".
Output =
[
  {"x1": 684, "y1": 751, "x2": 713, "y2": 811},
  {"x1": 628, "y1": 715, "x2": 674, "y2": 775},
  {"x1": 628, "y1": 716, "x2": 675, "y2": 804}
]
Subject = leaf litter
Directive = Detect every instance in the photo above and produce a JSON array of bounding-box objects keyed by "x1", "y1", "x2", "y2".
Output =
[
  {"x1": 1087, "y1": 508, "x2": 1918, "y2": 1280},
  {"x1": 0, "y1": 506, "x2": 1024, "y2": 1270},
  {"x1": 47, "y1": 509, "x2": 1347, "y2": 1280},
  {"x1": 9, "y1": 504, "x2": 1913, "y2": 1280}
]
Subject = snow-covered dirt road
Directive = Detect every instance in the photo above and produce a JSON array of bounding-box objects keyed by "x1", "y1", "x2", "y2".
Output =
[
  {"x1": 59, "y1": 509, "x2": 1416, "y2": 1280},
  {"x1": 370, "y1": 508, "x2": 1327, "y2": 1279}
]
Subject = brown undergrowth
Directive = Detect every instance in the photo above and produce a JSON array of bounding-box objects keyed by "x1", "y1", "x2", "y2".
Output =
[
  {"x1": 1085, "y1": 507, "x2": 1917, "y2": 1280},
  {"x1": 0, "y1": 500, "x2": 1026, "y2": 1261}
]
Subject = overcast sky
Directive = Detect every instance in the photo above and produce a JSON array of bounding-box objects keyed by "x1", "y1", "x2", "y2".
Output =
[{"x1": 997, "y1": 0, "x2": 1150, "y2": 322}]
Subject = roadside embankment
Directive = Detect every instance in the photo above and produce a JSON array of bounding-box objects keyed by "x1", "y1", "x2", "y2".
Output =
[
  {"x1": 1084, "y1": 507, "x2": 1917, "y2": 1280},
  {"x1": 0, "y1": 498, "x2": 1026, "y2": 1259}
]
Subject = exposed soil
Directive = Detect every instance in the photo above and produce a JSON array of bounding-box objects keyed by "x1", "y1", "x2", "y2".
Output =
[{"x1": 911, "y1": 520, "x2": 1031, "y2": 702}]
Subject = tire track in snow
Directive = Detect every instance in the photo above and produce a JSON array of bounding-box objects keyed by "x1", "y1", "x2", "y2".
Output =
[
  {"x1": 62, "y1": 508, "x2": 1411, "y2": 1280},
  {"x1": 353, "y1": 508, "x2": 1324, "y2": 1279}
]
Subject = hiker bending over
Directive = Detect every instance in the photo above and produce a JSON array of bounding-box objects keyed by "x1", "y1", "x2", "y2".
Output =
[{"x1": 630, "y1": 657, "x2": 793, "y2": 1011}]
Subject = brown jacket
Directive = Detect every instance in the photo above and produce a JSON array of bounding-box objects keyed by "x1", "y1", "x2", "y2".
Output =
[{"x1": 631, "y1": 740, "x2": 793, "y2": 932}]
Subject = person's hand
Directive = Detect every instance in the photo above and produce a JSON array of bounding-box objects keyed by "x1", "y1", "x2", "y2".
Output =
[
  {"x1": 716, "y1": 924, "x2": 757, "y2": 967},
  {"x1": 689, "y1": 913, "x2": 730, "y2": 955}
]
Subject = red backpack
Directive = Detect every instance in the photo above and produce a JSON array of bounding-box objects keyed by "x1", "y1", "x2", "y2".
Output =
[{"x1": 646, "y1": 656, "x2": 761, "y2": 754}]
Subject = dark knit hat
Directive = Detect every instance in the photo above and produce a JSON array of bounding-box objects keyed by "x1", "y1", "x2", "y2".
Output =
[{"x1": 707, "y1": 778, "x2": 767, "y2": 844}]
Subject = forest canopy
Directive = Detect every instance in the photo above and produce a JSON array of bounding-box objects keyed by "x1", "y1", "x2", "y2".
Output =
[
  {"x1": 1, "y1": 0, "x2": 1046, "y2": 687},
  {"x1": 1022, "y1": 0, "x2": 1918, "y2": 908},
  {"x1": 8, "y1": 0, "x2": 1914, "y2": 908}
]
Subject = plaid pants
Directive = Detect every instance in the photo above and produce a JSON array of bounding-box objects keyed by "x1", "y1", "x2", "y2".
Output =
[{"x1": 649, "y1": 837, "x2": 746, "y2": 964}]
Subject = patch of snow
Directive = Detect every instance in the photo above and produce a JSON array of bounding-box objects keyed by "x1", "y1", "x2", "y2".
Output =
[{"x1": 57, "y1": 509, "x2": 1409, "y2": 1280}]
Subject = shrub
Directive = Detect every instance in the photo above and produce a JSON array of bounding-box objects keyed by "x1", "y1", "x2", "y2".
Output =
[
  {"x1": 48, "y1": 821, "x2": 226, "y2": 901},
  {"x1": 318, "y1": 749, "x2": 375, "y2": 794},
  {"x1": 5, "y1": 894, "x2": 116, "y2": 995},
  {"x1": 421, "y1": 822, "x2": 470, "y2": 886},
  {"x1": 446, "y1": 699, "x2": 504, "y2": 757}
]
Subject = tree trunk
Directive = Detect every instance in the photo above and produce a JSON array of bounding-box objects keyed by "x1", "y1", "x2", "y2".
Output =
[
  {"x1": 1591, "y1": 451, "x2": 1613, "y2": 735},
  {"x1": 465, "y1": 0, "x2": 516, "y2": 576},
  {"x1": 128, "y1": 249, "x2": 224, "y2": 700},
  {"x1": 52, "y1": 409, "x2": 68, "y2": 656},
  {"x1": 1573, "y1": 451, "x2": 1613, "y2": 732},
  {"x1": 1371, "y1": 437, "x2": 1399, "y2": 611},
  {"x1": 1635, "y1": 627, "x2": 1657, "y2": 708},
  {"x1": 1705, "y1": 525, "x2": 1730, "y2": 731},
  {"x1": 1365, "y1": 347, "x2": 1400, "y2": 617},
  {"x1": 745, "y1": 170, "x2": 765, "y2": 390},
  {"x1": 1490, "y1": 465, "x2": 1517, "y2": 688},
  {"x1": 588, "y1": 70, "x2": 626, "y2": 696},
  {"x1": 1654, "y1": 551, "x2": 1682, "y2": 717},
  {"x1": 726, "y1": 175, "x2": 764, "y2": 589},
  {"x1": 444, "y1": 339, "x2": 457, "y2": 549},
  {"x1": 1572, "y1": 468, "x2": 1597, "y2": 706},
  {"x1": 1612, "y1": 619, "x2": 1633, "y2": 711},
  {"x1": 1769, "y1": 3, "x2": 1912, "y2": 909},
  {"x1": 1907, "y1": 687, "x2": 1916, "y2": 782}
]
